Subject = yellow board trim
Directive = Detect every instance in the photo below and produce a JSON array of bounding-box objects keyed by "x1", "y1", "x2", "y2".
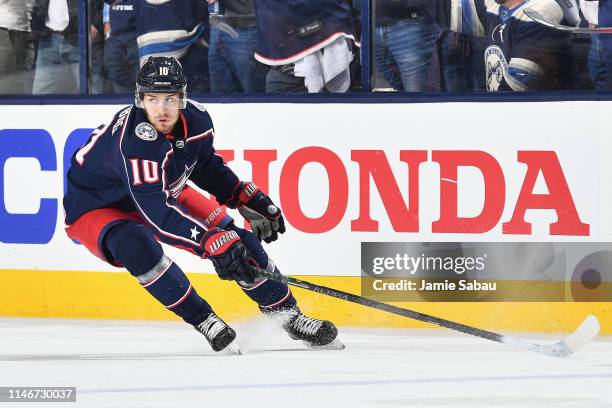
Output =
[{"x1": 1, "y1": 269, "x2": 610, "y2": 334}]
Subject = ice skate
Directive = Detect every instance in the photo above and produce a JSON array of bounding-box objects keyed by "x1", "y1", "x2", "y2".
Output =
[
  {"x1": 268, "y1": 307, "x2": 344, "y2": 350},
  {"x1": 194, "y1": 313, "x2": 240, "y2": 353}
]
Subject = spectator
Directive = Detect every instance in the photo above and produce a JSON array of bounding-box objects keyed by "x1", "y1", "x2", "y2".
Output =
[
  {"x1": 207, "y1": 0, "x2": 268, "y2": 93},
  {"x1": 411, "y1": 0, "x2": 575, "y2": 91},
  {"x1": 373, "y1": 0, "x2": 437, "y2": 91},
  {"x1": 131, "y1": 0, "x2": 210, "y2": 93},
  {"x1": 31, "y1": 0, "x2": 80, "y2": 94},
  {"x1": 436, "y1": 31, "x2": 487, "y2": 92},
  {"x1": 0, "y1": 0, "x2": 36, "y2": 94},
  {"x1": 253, "y1": 0, "x2": 359, "y2": 93},
  {"x1": 598, "y1": 0, "x2": 612, "y2": 89},
  {"x1": 89, "y1": 0, "x2": 110, "y2": 93},
  {"x1": 580, "y1": 0, "x2": 607, "y2": 89},
  {"x1": 103, "y1": 0, "x2": 138, "y2": 93}
]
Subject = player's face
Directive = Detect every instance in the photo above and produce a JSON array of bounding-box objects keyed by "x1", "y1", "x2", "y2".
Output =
[{"x1": 142, "y1": 93, "x2": 181, "y2": 134}]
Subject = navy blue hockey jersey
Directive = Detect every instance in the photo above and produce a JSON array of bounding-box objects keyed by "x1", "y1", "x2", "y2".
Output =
[
  {"x1": 428, "y1": 0, "x2": 573, "y2": 91},
  {"x1": 108, "y1": 0, "x2": 137, "y2": 44},
  {"x1": 134, "y1": 0, "x2": 208, "y2": 62},
  {"x1": 253, "y1": 0, "x2": 357, "y2": 65},
  {"x1": 63, "y1": 101, "x2": 239, "y2": 255}
]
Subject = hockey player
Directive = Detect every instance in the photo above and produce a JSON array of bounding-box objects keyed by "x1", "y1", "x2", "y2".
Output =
[
  {"x1": 63, "y1": 56, "x2": 340, "y2": 352},
  {"x1": 410, "y1": 0, "x2": 575, "y2": 91}
]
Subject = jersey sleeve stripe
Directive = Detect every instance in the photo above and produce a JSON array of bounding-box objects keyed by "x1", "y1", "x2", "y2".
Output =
[
  {"x1": 186, "y1": 128, "x2": 213, "y2": 144},
  {"x1": 254, "y1": 32, "x2": 357, "y2": 66},
  {"x1": 467, "y1": 0, "x2": 484, "y2": 36},
  {"x1": 75, "y1": 120, "x2": 113, "y2": 166},
  {"x1": 504, "y1": 70, "x2": 528, "y2": 91},
  {"x1": 509, "y1": 58, "x2": 546, "y2": 77},
  {"x1": 450, "y1": 0, "x2": 463, "y2": 33},
  {"x1": 451, "y1": 0, "x2": 484, "y2": 36}
]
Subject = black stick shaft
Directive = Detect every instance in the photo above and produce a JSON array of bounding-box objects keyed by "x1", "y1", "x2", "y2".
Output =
[{"x1": 256, "y1": 268, "x2": 504, "y2": 344}]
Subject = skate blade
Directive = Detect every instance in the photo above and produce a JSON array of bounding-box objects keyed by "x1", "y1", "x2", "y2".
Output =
[
  {"x1": 303, "y1": 338, "x2": 345, "y2": 351},
  {"x1": 218, "y1": 339, "x2": 242, "y2": 355},
  {"x1": 227, "y1": 341, "x2": 242, "y2": 355}
]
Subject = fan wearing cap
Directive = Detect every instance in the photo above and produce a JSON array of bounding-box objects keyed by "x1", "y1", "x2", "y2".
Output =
[{"x1": 63, "y1": 56, "x2": 342, "y2": 352}]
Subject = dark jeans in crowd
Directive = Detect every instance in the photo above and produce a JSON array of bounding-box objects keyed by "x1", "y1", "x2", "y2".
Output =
[
  {"x1": 104, "y1": 37, "x2": 139, "y2": 93},
  {"x1": 0, "y1": 28, "x2": 35, "y2": 94},
  {"x1": 91, "y1": 38, "x2": 111, "y2": 94},
  {"x1": 265, "y1": 65, "x2": 306, "y2": 93},
  {"x1": 265, "y1": 63, "x2": 354, "y2": 93},
  {"x1": 374, "y1": 16, "x2": 437, "y2": 91},
  {"x1": 208, "y1": 25, "x2": 267, "y2": 93},
  {"x1": 33, "y1": 32, "x2": 79, "y2": 94},
  {"x1": 180, "y1": 42, "x2": 210, "y2": 93},
  {"x1": 589, "y1": 35, "x2": 609, "y2": 90},
  {"x1": 439, "y1": 32, "x2": 486, "y2": 92}
]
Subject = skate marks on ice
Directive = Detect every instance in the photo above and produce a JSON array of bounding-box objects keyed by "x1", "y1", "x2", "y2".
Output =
[
  {"x1": 0, "y1": 317, "x2": 338, "y2": 362},
  {"x1": 1, "y1": 318, "x2": 612, "y2": 407}
]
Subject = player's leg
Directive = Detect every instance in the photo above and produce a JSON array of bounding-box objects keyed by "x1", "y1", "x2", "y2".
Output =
[
  {"x1": 65, "y1": 208, "x2": 235, "y2": 352},
  {"x1": 178, "y1": 187, "x2": 341, "y2": 348},
  {"x1": 227, "y1": 223, "x2": 340, "y2": 348}
]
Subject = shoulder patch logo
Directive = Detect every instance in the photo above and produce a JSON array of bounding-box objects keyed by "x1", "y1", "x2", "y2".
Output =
[{"x1": 135, "y1": 122, "x2": 158, "y2": 141}]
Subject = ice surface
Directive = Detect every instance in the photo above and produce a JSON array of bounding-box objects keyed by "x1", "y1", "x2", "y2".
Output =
[{"x1": 0, "y1": 317, "x2": 610, "y2": 408}]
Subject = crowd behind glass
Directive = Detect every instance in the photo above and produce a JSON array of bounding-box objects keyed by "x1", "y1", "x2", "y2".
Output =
[{"x1": 0, "y1": 0, "x2": 609, "y2": 95}]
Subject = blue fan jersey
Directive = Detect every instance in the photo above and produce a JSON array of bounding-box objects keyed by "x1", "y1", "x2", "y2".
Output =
[
  {"x1": 429, "y1": 0, "x2": 573, "y2": 91},
  {"x1": 63, "y1": 101, "x2": 240, "y2": 255},
  {"x1": 107, "y1": 0, "x2": 137, "y2": 44},
  {"x1": 253, "y1": 0, "x2": 357, "y2": 65},
  {"x1": 134, "y1": 0, "x2": 209, "y2": 62}
]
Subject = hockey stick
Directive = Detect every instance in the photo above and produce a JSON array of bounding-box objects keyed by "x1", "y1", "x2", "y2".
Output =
[
  {"x1": 524, "y1": 8, "x2": 612, "y2": 34},
  {"x1": 254, "y1": 267, "x2": 600, "y2": 357}
]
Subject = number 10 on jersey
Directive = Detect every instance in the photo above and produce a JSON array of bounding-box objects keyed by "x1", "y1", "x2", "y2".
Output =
[{"x1": 130, "y1": 158, "x2": 159, "y2": 185}]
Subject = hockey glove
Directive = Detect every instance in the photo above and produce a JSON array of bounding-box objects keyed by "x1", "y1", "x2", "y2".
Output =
[
  {"x1": 202, "y1": 228, "x2": 258, "y2": 283},
  {"x1": 234, "y1": 182, "x2": 286, "y2": 243}
]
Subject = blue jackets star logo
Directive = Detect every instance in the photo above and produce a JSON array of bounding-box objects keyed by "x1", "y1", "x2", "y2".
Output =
[{"x1": 190, "y1": 226, "x2": 200, "y2": 240}]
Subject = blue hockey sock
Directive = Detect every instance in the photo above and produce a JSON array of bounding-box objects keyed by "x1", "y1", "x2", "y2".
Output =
[
  {"x1": 239, "y1": 266, "x2": 297, "y2": 312},
  {"x1": 104, "y1": 221, "x2": 213, "y2": 325},
  {"x1": 225, "y1": 223, "x2": 297, "y2": 311},
  {"x1": 137, "y1": 256, "x2": 213, "y2": 325}
]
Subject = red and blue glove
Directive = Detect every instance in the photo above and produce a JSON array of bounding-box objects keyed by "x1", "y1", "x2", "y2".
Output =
[
  {"x1": 229, "y1": 182, "x2": 286, "y2": 243},
  {"x1": 201, "y1": 227, "x2": 257, "y2": 283}
]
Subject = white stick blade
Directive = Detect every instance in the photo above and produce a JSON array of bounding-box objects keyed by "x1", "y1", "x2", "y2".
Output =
[
  {"x1": 502, "y1": 314, "x2": 600, "y2": 357},
  {"x1": 557, "y1": 314, "x2": 600, "y2": 355}
]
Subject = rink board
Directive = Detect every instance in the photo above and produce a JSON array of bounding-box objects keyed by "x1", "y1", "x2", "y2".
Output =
[
  {"x1": 1, "y1": 269, "x2": 611, "y2": 334},
  {"x1": 1, "y1": 102, "x2": 611, "y2": 333}
]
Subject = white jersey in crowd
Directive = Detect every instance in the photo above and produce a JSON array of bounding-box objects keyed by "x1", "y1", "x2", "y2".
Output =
[{"x1": 0, "y1": 0, "x2": 35, "y2": 31}]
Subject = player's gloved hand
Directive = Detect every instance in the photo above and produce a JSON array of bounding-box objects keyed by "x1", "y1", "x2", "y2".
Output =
[
  {"x1": 235, "y1": 182, "x2": 285, "y2": 243},
  {"x1": 201, "y1": 227, "x2": 258, "y2": 283}
]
